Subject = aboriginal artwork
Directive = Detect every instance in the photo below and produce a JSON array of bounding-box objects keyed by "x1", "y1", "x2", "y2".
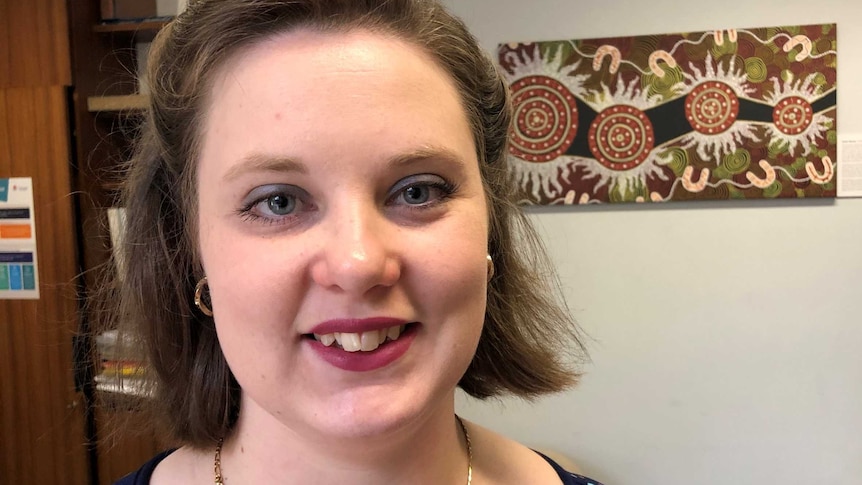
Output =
[{"x1": 498, "y1": 24, "x2": 837, "y2": 204}]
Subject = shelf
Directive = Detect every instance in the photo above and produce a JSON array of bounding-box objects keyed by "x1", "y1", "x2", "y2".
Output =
[
  {"x1": 93, "y1": 18, "x2": 171, "y2": 33},
  {"x1": 87, "y1": 94, "x2": 149, "y2": 112},
  {"x1": 94, "y1": 378, "x2": 150, "y2": 412},
  {"x1": 94, "y1": 374, "x2": 150, "y2": 398}
]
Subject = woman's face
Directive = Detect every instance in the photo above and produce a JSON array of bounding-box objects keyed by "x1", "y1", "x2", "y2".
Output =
[{"x1": 196, "y1": 29, "x2": 489, "y2": 439}]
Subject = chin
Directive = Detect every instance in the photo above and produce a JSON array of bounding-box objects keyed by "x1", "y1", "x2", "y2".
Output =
[{"x1": 293, "y1": 381, "x2": 454, "y2": 441}]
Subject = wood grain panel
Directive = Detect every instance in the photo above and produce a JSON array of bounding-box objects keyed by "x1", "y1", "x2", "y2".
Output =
[
  {"x1": 0, "y1": 0, "x2": 9, "y2": 86},
  {"x1": 0, "y1": 86, "x2": 89, "y2": 484},
  {"x1": 95, "y1": 406, "x2": 164, "y2": 484},
  {"x1": 0, "y1": 0, "x2": 71, "y2": 88}
]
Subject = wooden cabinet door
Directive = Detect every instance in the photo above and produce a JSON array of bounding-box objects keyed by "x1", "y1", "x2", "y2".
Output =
[
  {"x1": 0, "y1": 0, "x2": 91, "y2": 482},
  {"x1": 0, "y1": 86, "x2": 90, "y2": 484}
]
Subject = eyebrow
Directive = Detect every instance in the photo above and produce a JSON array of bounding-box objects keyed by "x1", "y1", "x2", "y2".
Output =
[
  {"x1": 223, "y1": 145, "x2": 467, "y2": 181},
  {"x1": 223, "y1": 153, "x2": 308, "y2": 182},
  {"x1": 386, "y1": 146, "x2": 467, "y2": 170}
]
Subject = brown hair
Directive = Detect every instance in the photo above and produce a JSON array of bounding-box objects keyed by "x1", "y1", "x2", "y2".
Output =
[{"x1": 110, "y1": 0, "x2": 587, "y2": 447}]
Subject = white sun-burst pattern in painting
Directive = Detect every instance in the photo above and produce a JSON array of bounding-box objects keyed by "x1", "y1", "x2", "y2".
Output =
[
  {"x1": 501, "y1": 44, "x2": 592, "y2": 200},
  {"x1": 762, "y1": 73, "x2": 831, "y2": 157},
  {"x1": 675, "y1": 53, "x2": 761, "y2": 163},
  {"x1": 575, "y1": 77, "x2": 681, "y2": 197}
]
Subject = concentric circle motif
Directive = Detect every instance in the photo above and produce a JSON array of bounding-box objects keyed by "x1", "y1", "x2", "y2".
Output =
[
  {"x1": 588, "y1": 105, "x2": 655, "y2": 171},
  {"x1": 772, "y1": 96, "x2": 813, "y2": 135},
  {"x1": 685, "y1": 81, "x2": 739, "y2": 135},
  {"x1": 508, "y1": 75, "x2": 579, "y2": 163}
]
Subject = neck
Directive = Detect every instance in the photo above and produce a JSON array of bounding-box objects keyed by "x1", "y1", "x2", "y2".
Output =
[{"x1": 219, "y1": 395, "x2": 469, "y2": 484}]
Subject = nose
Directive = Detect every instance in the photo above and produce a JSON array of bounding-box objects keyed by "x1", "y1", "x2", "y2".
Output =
[{"x1": 310, "y1": 201, "x2": 401, "y2": 294}]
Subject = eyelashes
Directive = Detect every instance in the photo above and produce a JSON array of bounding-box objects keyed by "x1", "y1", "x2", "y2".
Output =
[
  {"x1": 236, "y1": 175, "x2": 460, "y2": 227},
  {"x1": 388, "y1": 175, "x2": 458, "y2": 207},
  {"x1": 237, "y1": 184, "x2": 310, "y2": 226}
]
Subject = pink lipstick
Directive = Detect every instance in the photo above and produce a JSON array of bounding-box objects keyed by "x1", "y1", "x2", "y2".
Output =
[{"x1": 305, "y1": 318, "x2": 418, "y2": 372}]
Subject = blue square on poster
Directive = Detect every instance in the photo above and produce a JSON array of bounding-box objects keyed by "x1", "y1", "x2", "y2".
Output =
[
  {"x1": 9, "y1": 264, "x2": 22, "y2": 290},
  {"x1": 0, "y1": 179, "x2": 8, "y2": 203}
]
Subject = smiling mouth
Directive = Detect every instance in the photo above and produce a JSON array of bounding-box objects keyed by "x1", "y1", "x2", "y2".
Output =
[{"x1": 307, "y1": 323, "x2": 415, "y2": 352}]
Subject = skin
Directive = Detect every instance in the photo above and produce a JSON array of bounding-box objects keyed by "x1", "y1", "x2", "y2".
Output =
[{"x1": 152, "y1": 28, "x2": 563, "y2": 484}]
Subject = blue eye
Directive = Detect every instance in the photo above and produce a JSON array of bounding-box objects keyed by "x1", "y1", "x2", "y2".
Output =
[
  {"x1": 390, "y1": 175, "x2": 457, "y2": 208},
  {"x1": 402, "y1": 185, "x2": 431, "y2": 205},
  {"x1": 239, "y1": 184, "x2": 310, "y2": 225},
  {"x1": 266, "y1": 194, "x2": 296, "y2": 215}
]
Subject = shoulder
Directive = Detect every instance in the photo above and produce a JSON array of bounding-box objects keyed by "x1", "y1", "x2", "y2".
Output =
[
  {"x1": 149, "y1": 446, "x2": 213, "y2": 484},
  {"x1": 536, "y1": 451, "x2": 605, "y2": 485},
  {"x1": 113, "y1": 450, "x2": 174, "y2": 485},
  {"x1": 463, "y1": 419, "x2": 603, "y2": 485},
  {"x1": 114, "y1": 446, "x2": 212, "y2": 485}
]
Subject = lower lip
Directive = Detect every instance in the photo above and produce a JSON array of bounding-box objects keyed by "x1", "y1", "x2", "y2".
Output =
[{"x1": 307, "y1": 325, "x2": 418, "y2": 372}]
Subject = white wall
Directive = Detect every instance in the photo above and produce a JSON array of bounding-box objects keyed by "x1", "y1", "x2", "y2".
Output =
[{"x1": 449, "y1": 1, "x2": 862, "y2": 484}]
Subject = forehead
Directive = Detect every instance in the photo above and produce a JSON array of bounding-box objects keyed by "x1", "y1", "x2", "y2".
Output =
[{"x1": 199, "y1": 28, "x2": 476, "y2": 173}]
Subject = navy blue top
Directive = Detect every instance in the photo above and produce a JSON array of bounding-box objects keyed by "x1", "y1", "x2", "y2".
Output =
[{"x1": 115, "y1": 449, "x2": 604, "y2": 484}]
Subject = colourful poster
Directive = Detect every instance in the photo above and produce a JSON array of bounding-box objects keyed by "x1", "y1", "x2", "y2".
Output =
[
  {"x1": 0, "y1": 177, "x2": 39, "y2": 299},
  {"x1": 499, "y1": 24, "x2": 837, "y2": 204}
]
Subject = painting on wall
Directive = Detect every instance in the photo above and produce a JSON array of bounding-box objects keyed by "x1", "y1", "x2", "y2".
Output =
[{"x1": 498, "y1": 24, "x2": 837, "y2": 204}]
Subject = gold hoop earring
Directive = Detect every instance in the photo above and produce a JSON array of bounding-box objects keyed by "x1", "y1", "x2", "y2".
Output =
[
  {"x1": 194, "y1": 277, "x2": 214, "y2": 316},
  {"x1": 486, "y1": 254, "x2": 494, "y2": 282}
]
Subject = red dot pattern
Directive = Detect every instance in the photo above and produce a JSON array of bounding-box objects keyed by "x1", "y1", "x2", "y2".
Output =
[
  {"x1": 773, "y1": 96, "x2": 813, "y2": 135},
  {"x1": 588, "y1": 105, "x2": 655, "y2": 171},
  {"x1": 508, "y1": 75, "x2": 579, "y2": 163},
  {"x1": 685, "y1": 81, "x2": 740, "y2": 135}
]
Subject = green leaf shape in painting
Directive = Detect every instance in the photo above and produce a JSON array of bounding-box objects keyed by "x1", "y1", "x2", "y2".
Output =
[
  {"x1": 541, "y1": 41, "x2": 575, "y2": 67},
  {"x1": 768, "y1": 139, "x2": 790, "y2": 159},
  {"x1": 662, "y1": 147, "x2": 688, "y2": 177},
  {"x1": 763, "y1": 180, "x2": 783, "y2": 198},
  {"x1": 629, "y1": 177, "x2": 649, "y2": 202},
  {"x1": 722, "y1": 148, "x2": 751, "y2": 175},
  {"x1": 728, "y1": 185, "x2": 745, "y2": 200},
  {"x1": 713, "y1": 166, "x2": 731, "y2": 180},
  {"x1": 710, "y1": 40, "x2": 738, "y2": 60},
  {"x1": 791, "y1": 157, "x2": 807, "y2": 172},
  {"x1": 812, "y1": 72, "x2": 827, "y2": 87},
  {"x1": 607, "y1": 177, "x2": 646, "y2": 203},
  {"x1": 608, "y1": 179, "x2": 624, "y2": 203},
  {"x1": 642, "y1": 66, "x2": 685, "y2": 102},
  {"x1": 744, "y1": 57, "x2": 768, "y2": 83}
]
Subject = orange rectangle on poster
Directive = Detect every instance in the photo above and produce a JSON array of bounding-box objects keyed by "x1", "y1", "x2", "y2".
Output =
[{"x1": 0, "y1": 224, "x2": 32, "y2": 239}]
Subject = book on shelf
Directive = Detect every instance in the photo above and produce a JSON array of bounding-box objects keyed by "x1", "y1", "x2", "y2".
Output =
[
  {"x1": 94, "y1": 329, "x2": 150, "y2": 397},
  {"x1": 107, "y1": 207, "x2": 126, "y2": 278},
  {"x1": 94, "y1": 373, "x2": 149, "y2": 398}
]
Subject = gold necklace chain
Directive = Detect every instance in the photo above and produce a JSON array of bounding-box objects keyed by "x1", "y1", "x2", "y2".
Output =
[
  {"x1": 214, "y1": 416, "x2": 473, "y2": 484},
  {"x1": 213, "y1": 436, "x2": 224, "y2": 485},
  {"x1": 457, "y1": 415, "x2": 474, "y2": 485}
]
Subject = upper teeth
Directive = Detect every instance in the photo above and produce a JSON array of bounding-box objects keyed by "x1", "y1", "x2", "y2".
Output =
[{"x1": 314, "y1": 325, "x2": 405, "y2": 352}]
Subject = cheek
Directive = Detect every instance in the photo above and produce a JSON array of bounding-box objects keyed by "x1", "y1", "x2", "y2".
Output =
[
  {"x1": 200, "y1": 227, "x2": 304, "y2": 341},
  {"x1": 423, "y1": 253, "x2": 488, "y2": 380},
  {"x1": 414, "y1": 228, "x2": 489, "y2": 329}
]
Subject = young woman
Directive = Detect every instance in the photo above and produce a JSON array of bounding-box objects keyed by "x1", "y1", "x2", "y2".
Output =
[{"x1": 110, "y1": 1, "x2": 602, "y2": 483}]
